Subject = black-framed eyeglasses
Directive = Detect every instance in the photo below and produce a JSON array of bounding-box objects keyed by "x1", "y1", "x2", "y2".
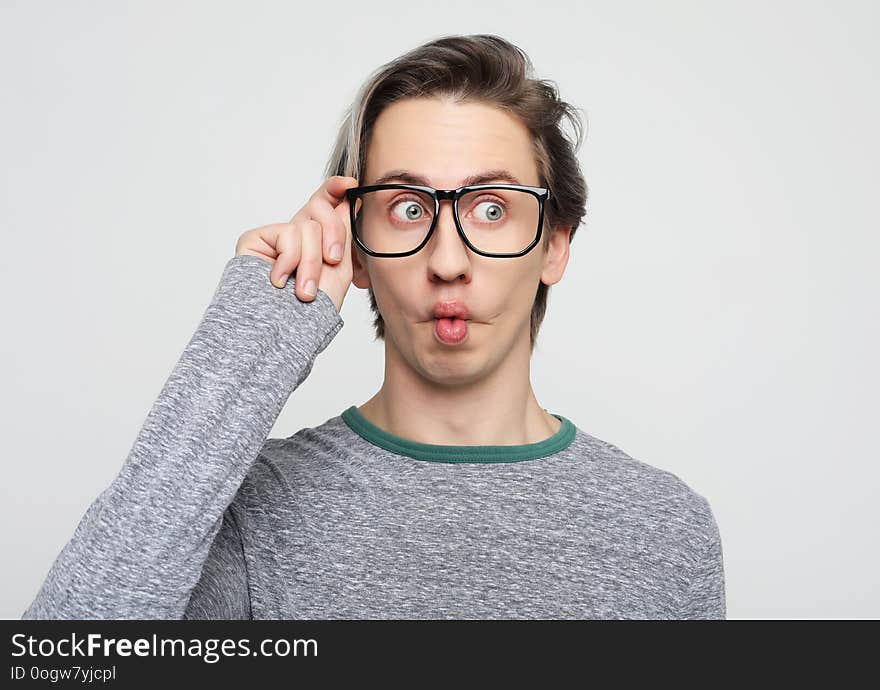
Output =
[{"x1": 344, "y1": 183, "x2": 551, "y2": 258}]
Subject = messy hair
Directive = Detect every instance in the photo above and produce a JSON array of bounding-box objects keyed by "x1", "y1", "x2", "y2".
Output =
[{"x1": 323, "y1": 33, "x2": 589, "y2": 353}]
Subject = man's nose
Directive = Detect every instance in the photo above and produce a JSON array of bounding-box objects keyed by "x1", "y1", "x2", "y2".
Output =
[
  {"x1": 431, "y1": 200, "x2": 466, "y2": 248},
  {"x1": 425, "y1": 199, "x2": 471, "y2": 280}
]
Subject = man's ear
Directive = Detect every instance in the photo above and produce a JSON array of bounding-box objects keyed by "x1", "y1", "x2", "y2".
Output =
[
  {"x1": 351, "y1": 244, "x2": 372, "y2": 289},
  {"x1": 540, "y1": 225, "x2": 572, "y2": 287}
]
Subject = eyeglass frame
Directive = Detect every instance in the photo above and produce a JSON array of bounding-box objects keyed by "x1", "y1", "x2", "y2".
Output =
[{"x1": 343, "y1": 183, "x2": 551, "y2": 258}]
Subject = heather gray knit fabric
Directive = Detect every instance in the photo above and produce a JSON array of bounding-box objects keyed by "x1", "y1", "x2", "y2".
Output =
[{"x1": 22, "y1": 254, "x2": 726, "y2": 620}]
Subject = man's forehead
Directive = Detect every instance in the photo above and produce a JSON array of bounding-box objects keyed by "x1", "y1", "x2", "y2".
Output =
[{"x1": 365, "y1": 100, "x2": 539, "y2": 186}]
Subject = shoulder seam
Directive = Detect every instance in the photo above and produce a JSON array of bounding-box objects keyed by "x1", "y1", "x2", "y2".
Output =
[
  {"x1": 254, "y1": 450, "x2": 296, "y2": 496},
  {"x1": 224, "y1": 505, "x2": 254, "y2": 620}
]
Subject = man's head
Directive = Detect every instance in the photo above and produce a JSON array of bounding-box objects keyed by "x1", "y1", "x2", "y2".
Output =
[{"x1": 325, "y1": 34, "x2": 588, "y2": 368}]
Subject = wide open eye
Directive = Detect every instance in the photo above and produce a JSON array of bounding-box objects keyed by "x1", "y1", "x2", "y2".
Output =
[
  {"x1": 472, "y1": 199, "x2": 506, "y2": 223},
  {"x1": 391, "y1": 198, "x2": 428, "y2": 222}
]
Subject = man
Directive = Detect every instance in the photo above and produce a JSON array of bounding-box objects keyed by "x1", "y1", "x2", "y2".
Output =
[{"x1": 22, "y1": 34, "x2": 725, "y2": 620}]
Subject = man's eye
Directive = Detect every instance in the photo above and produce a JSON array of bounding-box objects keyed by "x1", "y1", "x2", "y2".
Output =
[
  {"x1": 392, "y1": 199, "x2": 428, "y2": 221},
  {"x1": 474, "y1": 200, "x2": 505, "y2": 222}
]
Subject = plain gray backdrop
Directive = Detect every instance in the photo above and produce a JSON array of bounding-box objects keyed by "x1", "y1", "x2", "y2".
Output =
[{"x1": 2, "y1": 1, "x2": 877, "y2": 619}]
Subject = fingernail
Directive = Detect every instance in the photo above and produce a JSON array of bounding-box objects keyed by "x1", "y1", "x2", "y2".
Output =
[
  {"x1": 329, "y1": 243, "x2": 342, "y2": 261},
  {"x1": 275, "y1": 273, "x2": 289, "y2": 288},
  {"x1": 304, "y1": 279, "x2": 316, "y2": 296}
]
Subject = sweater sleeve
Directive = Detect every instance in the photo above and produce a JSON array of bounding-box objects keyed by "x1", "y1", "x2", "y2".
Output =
[
  {"x1": 21, "y1": 254, "x2": 343, "y2": 620},
  {"x1": 680, "y1": 499, "x2": 727, "y2": 620}
]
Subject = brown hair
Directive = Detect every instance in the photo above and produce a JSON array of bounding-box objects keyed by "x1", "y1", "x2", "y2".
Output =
[{"x1": 323, "y1": 33, "x2": 589, "y2": 353}]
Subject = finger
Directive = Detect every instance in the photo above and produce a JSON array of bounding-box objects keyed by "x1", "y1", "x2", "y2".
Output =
[
  {"x1": 306, "y1": 196, "x2": 348, "y2": 264},
  {"x1": 295, "y1": 218, "x2": 322, "y2": 301},
  {"x1": 286, "y1": 176, "x2": 357, "y2": 243},
  {"x1": 270, "y1": 223, "x2": 301, "y2": 288},
  {"x1": 312, "y1": 175, "x2": 359, "y2": 205}
]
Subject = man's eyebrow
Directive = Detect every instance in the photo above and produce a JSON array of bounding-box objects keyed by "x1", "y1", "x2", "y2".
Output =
[{"x1": 370, "y1": 169, "x2": 524, "y2": 187}]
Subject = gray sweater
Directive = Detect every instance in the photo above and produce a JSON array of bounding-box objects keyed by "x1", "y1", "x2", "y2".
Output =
[{"x1": 22, "y1": 254, "x2": 726, "y2": 620}]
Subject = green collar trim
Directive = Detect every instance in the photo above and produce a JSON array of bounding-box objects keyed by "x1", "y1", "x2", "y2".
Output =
[{"x1": 340, "y1": 405, "x2": 576, "y2": 463}]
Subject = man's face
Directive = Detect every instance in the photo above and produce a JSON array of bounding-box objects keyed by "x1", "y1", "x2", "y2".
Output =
[{"x1": 351, "y1": 96, "x2": 569, "y2": 385}]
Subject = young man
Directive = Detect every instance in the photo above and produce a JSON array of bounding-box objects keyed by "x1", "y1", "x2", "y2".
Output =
[{"x1": 23, "y1": 34, "x2": 725, "y2": 619}]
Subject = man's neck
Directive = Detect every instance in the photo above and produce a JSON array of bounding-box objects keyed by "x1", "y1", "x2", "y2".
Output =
[{"x1": 358, "y1": 340, "x2": 562, "y2": 446}]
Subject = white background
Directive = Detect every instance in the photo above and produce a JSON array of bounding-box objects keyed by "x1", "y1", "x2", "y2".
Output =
[{"x1": 2, "y1": 0, "x2": 877, "y2": 619}]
